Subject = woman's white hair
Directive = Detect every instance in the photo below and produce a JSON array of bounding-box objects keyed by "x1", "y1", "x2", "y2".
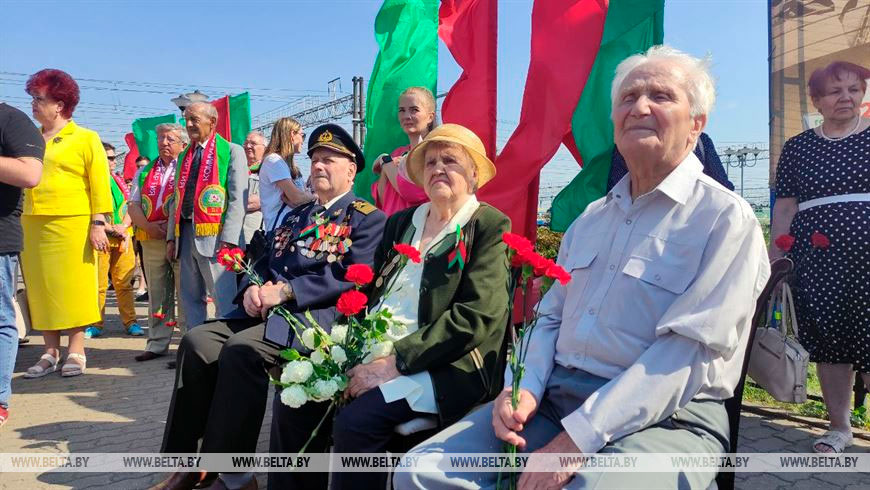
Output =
[{"x1": 611, "y1": 45, "x2": 716, "y2": 117}]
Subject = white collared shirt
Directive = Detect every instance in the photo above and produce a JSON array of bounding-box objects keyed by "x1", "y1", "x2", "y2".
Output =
[
  {"x1": 377, "y1": 195, "x2": 481, "y2": 414},
  {"x1": 319, "y1": 190, "x2": 351, "y2": 211},
  {"x1": 130, "y1": 157, "x2": 177, "y2": 205},
  {"x1": 511, "y1": 152, "x2": 770, "y2": 454}
]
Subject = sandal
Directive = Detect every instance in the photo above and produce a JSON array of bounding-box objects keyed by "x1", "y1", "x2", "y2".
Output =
[
  {"x1": 813, "y1": 430, "x2": 853, "y2": 453},
  {"x1": 61, "y1": 353, "x2": 87, "y2": 377},
  {"x1": 23, "y1": 352, "x2": 61, "y2": 378}
]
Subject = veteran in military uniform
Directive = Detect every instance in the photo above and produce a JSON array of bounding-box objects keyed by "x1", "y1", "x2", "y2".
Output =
[{"x1": 154, "y1": 124, "x2": 386, "y2": 490}]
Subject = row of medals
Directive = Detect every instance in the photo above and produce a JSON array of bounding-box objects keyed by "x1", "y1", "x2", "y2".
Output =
[{"x1": 293, "y1": 215, "x2": 353, "y2": 263}]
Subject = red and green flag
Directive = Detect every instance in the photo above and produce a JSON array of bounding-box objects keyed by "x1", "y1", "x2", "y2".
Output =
[
  {"x1": 354, "y1": 0, "x2": 440, "y2": 201},
  {"x1": 549, "y1": 1, "x2": 665, "y2": 232},
  {"x1": 132, "y1": 113, "x2": 177, "y2": 162},
  {"x1": 211, "y1": 92, "x2": 251, "y2": 144},
  {"x1": 477, "y1": 0, "x2": 608, "y2": 241},
  {"x1": 122, "y1": 132, "x2": 141, "y2": 180},
  {"x1": 439, "y1": 0, "x2": 498, "y2": 160}
]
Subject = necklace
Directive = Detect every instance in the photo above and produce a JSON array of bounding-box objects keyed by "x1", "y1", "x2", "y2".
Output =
[{"x1": 819, "y1": 117, "x2": 863, "y2": 141}]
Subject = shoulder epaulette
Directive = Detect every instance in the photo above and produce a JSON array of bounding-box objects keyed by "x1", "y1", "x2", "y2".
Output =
[{"x1": 351, "y1": 200, "x2": 377, "y2": 216}]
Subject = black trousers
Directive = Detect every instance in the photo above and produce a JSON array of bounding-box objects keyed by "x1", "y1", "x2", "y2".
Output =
[
  {"x1": 268, "y1": 386, "x2": 421, "y2": 490},
  {"x1": 161, "y1": 319, "x2": 281, "y2": 454}
]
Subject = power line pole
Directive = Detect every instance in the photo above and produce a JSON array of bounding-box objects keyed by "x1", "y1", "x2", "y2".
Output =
[{"x1": 252, "y1": 77, "x2": 366, "y2": 144}]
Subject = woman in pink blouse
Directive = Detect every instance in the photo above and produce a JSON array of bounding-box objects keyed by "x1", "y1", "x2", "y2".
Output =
[{"x1": 371, "y1": 86, "x2": 436, "y2": 215}]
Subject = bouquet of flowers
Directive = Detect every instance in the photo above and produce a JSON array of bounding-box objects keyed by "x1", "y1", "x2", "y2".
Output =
[
  {"x1": 498, "y1": 233, "x2": 571, "y2": 490},
  {"x1": 216, "y1": 243, "x2": 422, "y2": 453}
]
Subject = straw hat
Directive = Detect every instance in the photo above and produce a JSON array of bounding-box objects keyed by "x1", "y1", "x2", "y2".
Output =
[{"x1": 405, "y1": 124, "x2": 496, "y2": 190}]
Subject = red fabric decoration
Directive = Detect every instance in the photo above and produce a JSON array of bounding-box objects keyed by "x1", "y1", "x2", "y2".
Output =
[
  {"x1": 123, "y1": 133, "x2": 141, "y2": 181},
  {"x1": 477, "y1": 0, "x2": 606, "y2": 241},
  {"x1": 210, "y1": 96, "x2": 232, "y2": 143},
  {"x1": 438, "y1": 0, "x2": 498, "y2": 160}
]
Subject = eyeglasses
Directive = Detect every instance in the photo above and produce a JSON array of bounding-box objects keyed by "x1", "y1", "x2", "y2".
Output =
[
  {"x1": 243, "y1": 141, "x2": 265, "y2": 148},
  {"x1": 30, "y1": 95, "x2": 53, "y2": 105},
  {"x1": 106, "y1": 156, "x2": 116, "y2": 161}
]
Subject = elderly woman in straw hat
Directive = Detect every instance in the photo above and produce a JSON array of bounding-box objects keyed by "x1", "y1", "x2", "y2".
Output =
[{"x1": 277, "y1": 124, "x2": 511, "y2": 490}]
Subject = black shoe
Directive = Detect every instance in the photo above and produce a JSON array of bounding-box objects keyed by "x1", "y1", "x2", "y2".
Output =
[
  {"x1": 18, "y1": 337, "x2": 30, "y2": 346},
  {"x1": 166, "y1": 360, "x2": 176, "y2": 369},
  {"x1": 136, "y1": 291, "x2": 149, "y2": 302}
]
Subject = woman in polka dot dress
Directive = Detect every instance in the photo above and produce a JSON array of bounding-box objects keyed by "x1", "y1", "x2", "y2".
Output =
[{"x1": 770, "y1": 60, "x2": 870, "y2": 454}]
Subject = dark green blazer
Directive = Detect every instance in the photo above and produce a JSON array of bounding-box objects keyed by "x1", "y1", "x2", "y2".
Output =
[{"x1": 366, "y1": 202, "x2": 512, "y2": 425}]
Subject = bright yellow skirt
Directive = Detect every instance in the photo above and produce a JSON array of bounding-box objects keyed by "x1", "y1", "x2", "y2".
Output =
[{"x1": 20, "y1": 215, "x2": 101, "y2": 330}]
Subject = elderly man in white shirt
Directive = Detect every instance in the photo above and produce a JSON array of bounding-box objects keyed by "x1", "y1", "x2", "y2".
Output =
[{"x1": 395, "y1": 45, "x2": 771, "y2": 490}]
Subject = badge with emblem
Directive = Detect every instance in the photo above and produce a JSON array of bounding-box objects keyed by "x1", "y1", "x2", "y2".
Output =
[{"x1": 198, "y1": 184, "x2": 226, "y2": 216}]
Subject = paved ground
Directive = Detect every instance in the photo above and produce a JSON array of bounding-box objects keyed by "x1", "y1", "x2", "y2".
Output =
[{"x1": 2, "y1": 295, "x2": 870, "y2": 489}]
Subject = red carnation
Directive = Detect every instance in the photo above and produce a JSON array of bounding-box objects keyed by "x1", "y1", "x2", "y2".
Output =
[
  {"x1": 216, "y1": 246, "x2": 235, "y2": 269},
  {"x1": 502, "y1": 232, "x2": 533, "y2": 252},
  {"x1": 152, "y1": 311, "x2": 166, "y2": 320},
  {"x1": 345, "y1": 264, "x2": 374, "y2": 286},
  {"x1": 165, "y1": 321, "x2": 178, "y2": 327},
  {"x1": 811, "y1": 231, "x2": 830, "y2": 249},
  {"x1": 532, "y1": 255, "x2": 554, "y2": 276},
  {"x1": 773, "y1": 234, "x2": 795, "y2": 252},
  {"x1": 510, "y1": 247, "x2": 537, "y2": 268},
  {"x1": 545, "y1": 263, "x2": 572, "y2": 286},
  {"x1": 394, "y1": 243, "x2": 422, "y2": 263},
  {"x1": 336, "y1": 289, "x2": 368, "y2": 316}
]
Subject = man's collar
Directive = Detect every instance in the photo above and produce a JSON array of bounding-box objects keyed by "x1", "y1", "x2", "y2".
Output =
[
  {"x1": 157, "y1": 156, "x2": 177, "y2": 166},
  {"x1": 607, "y1": 151, "x2": 702, "y2": 207},
  {"x1": 317, "y1": 190, "x2": 353, "y2": 211},
  {"x1": 654, "y1": 151, "x2": 703, "y2": 205}
]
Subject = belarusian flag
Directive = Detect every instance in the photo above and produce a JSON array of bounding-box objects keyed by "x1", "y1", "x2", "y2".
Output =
[
  {"x1": 478, "y1": 0, "x2": 607, "y2": 240},
  {"x1": 550, "y1": 1, "x2": 664, "y2": 231},
  {"x1": 132, "y1": 113, "x2": 177, "y2": 162},
  {"x1": 211, "y1": 92, "x2": 251, "y2": 144},
  {"x1": 122, "y1": 132, "x2": 141, "y2": 180},
  {"x1": 354, "y1": 0, "x2": 439, "y2": 201},
  {"x1": 439, "y1": 0, "x2": 498, "y2": 160}
]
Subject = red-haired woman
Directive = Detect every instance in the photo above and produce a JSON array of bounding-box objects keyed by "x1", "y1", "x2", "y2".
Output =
[
  {"x1": 770, "y1": 60, "x2": 870, "y2": 453},
  {"x1": 20, "y1": 69, "x2": 112, "y2": 378}
]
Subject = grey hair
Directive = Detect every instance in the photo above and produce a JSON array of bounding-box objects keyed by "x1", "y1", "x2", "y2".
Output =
[
  {"x1": 611, "y1": 45, "x2": 715, "y2": 117},
  {"x1": 246, "y1": 130, "x2": 266, "y2": 143},
  {"x1": 185, "y1": 101, "x2": 219, "y2": 121},
  {"x1": 423, "y1": 140, "x2": 479, "y2": 194},
  {"x1": 155, "y1": 123, "x2": 189, "y2": 145}
]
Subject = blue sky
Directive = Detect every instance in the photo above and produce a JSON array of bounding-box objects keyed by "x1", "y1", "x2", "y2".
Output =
[{"x1": 0, "y1": 0, "x2": 770, "y2": 187}]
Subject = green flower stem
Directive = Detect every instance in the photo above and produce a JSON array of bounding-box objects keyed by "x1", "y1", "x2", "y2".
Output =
[{"x1": 298, "y1": 400, "x2": 335, "y2": 456}]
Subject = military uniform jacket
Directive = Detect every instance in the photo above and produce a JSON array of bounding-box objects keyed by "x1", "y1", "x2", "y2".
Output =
[
  {"x1": 226, "y1": 191, "x2": 386, "y2": 348},
  {"x1": 365, "y1": 203, "x2": 512, "y2": 425}
]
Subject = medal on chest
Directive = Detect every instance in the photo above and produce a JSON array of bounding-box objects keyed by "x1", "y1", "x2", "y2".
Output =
[{"x1": 295, "y1": 208, "x2": 353, "y2": 262}]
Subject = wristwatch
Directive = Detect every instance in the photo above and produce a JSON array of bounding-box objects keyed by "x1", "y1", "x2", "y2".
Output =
[{"x1": 91, "y1": 220, "x2": 106, "y2": 227}]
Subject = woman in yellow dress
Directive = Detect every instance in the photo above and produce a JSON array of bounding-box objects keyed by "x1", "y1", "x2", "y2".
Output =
[{"x1": 21, "y1": 69, "x2": 112, "y2": 378}]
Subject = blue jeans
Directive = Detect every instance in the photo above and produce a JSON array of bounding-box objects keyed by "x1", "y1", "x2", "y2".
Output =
[{"x1": 0, "y1": 253, "x2": 19, "y2": 409}]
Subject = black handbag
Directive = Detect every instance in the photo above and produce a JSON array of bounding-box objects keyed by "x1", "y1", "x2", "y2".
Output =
[{"x1": 246, "y1": 203, "x2": 289, "y2": 263}]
